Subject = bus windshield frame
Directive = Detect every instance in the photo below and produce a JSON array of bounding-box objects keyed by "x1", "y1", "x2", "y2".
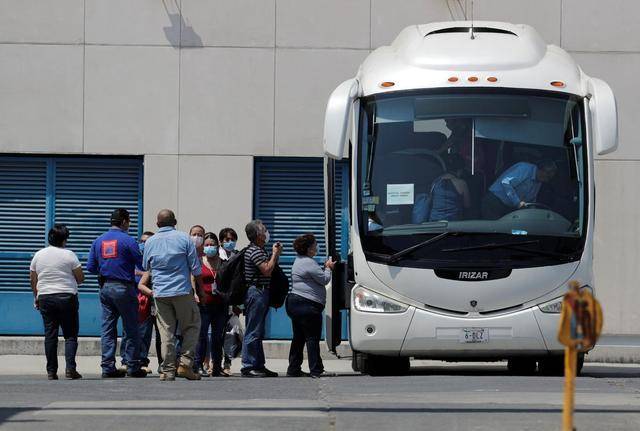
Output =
[{"x1": 356, "y1": 88, "x2": 589, "y2": 269}]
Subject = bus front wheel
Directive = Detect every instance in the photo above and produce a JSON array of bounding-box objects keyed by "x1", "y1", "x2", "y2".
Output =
[{"x1": 354, "y1": 351, "x2": 410, "y2": 376}]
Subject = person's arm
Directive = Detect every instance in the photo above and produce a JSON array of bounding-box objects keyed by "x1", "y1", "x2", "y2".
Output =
[
  {"x1": 70, "y1": 252, "x2": 84, "y2": 285},
  {"x1": 138, "y1": 271, "x2": 153, "y2": 297},
  {"x1": 307, "y1": 258, "x2": 334, "y2": 286},
  {"x1": 186, "y1": 239, "x2": 204, "y2": 299},
  {"x1": 86, "y1": 240, "x2": 99, "y2": 274},
  {"x1": 29, "y1": 270, "x2": 39, "y2": 310},
  {"x1": 498, "y1": 164, "x2": 529, "y2": 207},
  {"x1": 130, "y1": 238, "x2": 143, "y2": 270},
  {"x1": 452, "y1": 178, "x2": 471, "y2": 208},
  {"x1": 257, "y1": 243, "x2": 283, "y2": 277}
]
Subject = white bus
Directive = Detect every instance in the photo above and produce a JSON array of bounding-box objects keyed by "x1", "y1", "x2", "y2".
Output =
[{"x1": 323, "y1": 21, "x2": 618, "y2": 376}]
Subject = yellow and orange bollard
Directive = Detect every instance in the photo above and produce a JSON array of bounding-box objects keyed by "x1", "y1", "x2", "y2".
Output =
[{"x1": 557, "y1": 280, "x2": 603, "y2": 431}]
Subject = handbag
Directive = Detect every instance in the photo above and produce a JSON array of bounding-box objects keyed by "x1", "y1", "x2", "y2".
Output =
[{"x1": 269, "y1": 264, "x2": 289, "y2": 309}]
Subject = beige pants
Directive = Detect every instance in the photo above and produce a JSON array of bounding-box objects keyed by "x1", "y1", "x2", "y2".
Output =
[{"x1": 154, "y1": 294, "x2": 201, "y2": 374}]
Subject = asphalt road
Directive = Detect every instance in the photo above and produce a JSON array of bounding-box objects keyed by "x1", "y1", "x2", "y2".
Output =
[{"x1": 1, "y1": 357, "x2": 640, "y2": 431}]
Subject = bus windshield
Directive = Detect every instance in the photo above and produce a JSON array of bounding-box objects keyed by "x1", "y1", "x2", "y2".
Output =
[{"x1": 358, "y1": 90, "x2": 588, "y2": 268}]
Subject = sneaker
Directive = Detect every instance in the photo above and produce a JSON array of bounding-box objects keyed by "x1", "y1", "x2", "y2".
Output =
[
  {"x1": 127, "y1": 369, "x2": 147, "y2": 378},
  {"x1": 241, "y1": 369, "x2": 267, "y2": 378},
  {"x1": 47, "y1": 372, "x2": 58, "y2": 380},
  {"x1": 142, "y1": 366, "x2": 152, "y2": 375},
  {"x1": 223, "y1": 366, "x2": 232, "y2": 376},
  {"x1": 117, "y1": 365, "x2": 128, "y2": 373},
  {"x1": 102, "y1": 369, "x2": 127, "y2": 378},
  {"x1": 286, "y1": 370, "x2": 310, "y2": 377},
  {"x1": 261, "y1": 367, "x2": 278, "y2": 377},
  {"x1": 159, "y1": 373, "x2": 175, "y2": 381},
  {"x1": 65, "y1": 369, "x2": 83, "y2": 380},
  {"x1": 177, "y1": 364, "x2": 201, "y2": 380},
  {"x1": 310, "y1": 372, "x2": 325, "y2": 379}
]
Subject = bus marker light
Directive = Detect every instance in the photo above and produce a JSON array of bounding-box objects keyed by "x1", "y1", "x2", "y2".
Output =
[
  {"x1": 551, "y1": 81, "x2": 566, "y2": 88},
  {"x1": 448, "y1": 76, "x2": 459, "y2": 82},
  {"x1": 380, "y1": 81, "x2": 395, "y2": 88},
  {"x1": 487, "y1": 77, "x2": 498, "y2": 82},
  {"x1": 468, "y1": 76, "x2": 479, "y2": 82}
]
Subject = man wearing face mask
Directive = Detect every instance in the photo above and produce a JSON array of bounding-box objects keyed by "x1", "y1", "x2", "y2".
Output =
[
  {"x1": 241, "y1": 219, "x2": 282, "y2": 378},
  {"x1": 142, "y1": 209, "x2": 205, "y2": 381},
  {"x1": 87, "y1": 208, "x2": 146, "y2": 378}
]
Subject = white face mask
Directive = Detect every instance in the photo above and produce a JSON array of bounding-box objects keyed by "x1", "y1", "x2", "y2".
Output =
[
  {"x1": 191, "y1": 235, "x2": 203, "y2": 247},
  {"x1": 264, "y1": 230, "x2": 270, "y2": 244}
]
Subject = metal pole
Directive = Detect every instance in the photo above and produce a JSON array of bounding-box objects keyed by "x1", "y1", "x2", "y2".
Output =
[{"x1": 562, "y1": 346, "x2": 577, "y2": 431}]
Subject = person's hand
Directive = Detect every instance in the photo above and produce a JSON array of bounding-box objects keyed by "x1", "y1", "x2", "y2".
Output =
[
  {"x1": 272, "y1": 242, "x2": 283, "y2": 256},
  {"x1": 519, "y1": 201, "x2": 527, "y2": 208},
  {"x1": 194, "y1": 293, "x2": 201, "y2": 304},
  {"x1": 232, "y1": 306, "x2": 242, "y2": 316},
  {"x1": 324, "y1": 258, "x2": 336, "y2": 271},
  {"x1": 33, "y1": 297, "x2": 39, "y2": 310}
]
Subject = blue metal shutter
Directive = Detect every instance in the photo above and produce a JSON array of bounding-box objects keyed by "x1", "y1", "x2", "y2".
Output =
[
  {"x1": 254, "y1": 158, "x2": 348, "y2": 339},
  {"x1": 0, "y1": 156, "x2": 143, "y2": 335},
  {"x1": 54, "y1": 159, "x2": 143, "y2": 291},
  {"x1": 0, "y1": 158, "x2": 48, "y2": 292}
]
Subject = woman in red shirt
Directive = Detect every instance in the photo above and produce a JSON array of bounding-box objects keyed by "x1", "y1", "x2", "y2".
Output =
[{"x1": 193, "y1": 232, "x2": 230, "y2": 377}]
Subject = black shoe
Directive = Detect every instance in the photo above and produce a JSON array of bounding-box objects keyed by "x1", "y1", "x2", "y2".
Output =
[
  {"x1": 47, "y1": 373, "x2": 58, "y2": 380},
  {"x1": 261, "y1": 368, "x2": 278, "y2": 378},
  {"x1": 310, "y1": 372, "x2": 324, "y2": 379},
  {"x1": 65, "y1": 369, "x2": 82, "y2": 380},
  {"x1": 241, "y1": 369, "x2": 267, "y2": 378},
  {"x1": 102, "y1": 369, "x2": 127, "y2": 378},
  {"x1": 286, "y1": 370, "x2": 310, "y2": 377},
  {"x1": 127, "y1": 369, "x2": 147, "y2": 378}
]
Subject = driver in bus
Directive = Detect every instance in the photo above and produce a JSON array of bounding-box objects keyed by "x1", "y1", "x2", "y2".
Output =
[{"x1": 481, "y1": 160, "x2": 558, "y2": 219}]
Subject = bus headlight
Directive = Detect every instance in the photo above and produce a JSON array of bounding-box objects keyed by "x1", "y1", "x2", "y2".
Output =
[
  {"x1": 538, "y1": 285, "x2": 594, "y2": 314},
  {"x1": 538, "y1": 297, "x2": 563, "y2": 314},
  {"x1": 353, "y1": 286, "x2": 408, "y2": 313}
]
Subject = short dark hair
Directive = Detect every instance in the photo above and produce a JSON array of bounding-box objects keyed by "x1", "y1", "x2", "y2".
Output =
[
  {"x1": 204, "y1": 232, "x2": 219, "y2": 245},
  {"x1": 537, "y1": 159, "x2": 558, "y2": 171},
  {"x1": 219, "y1": 227, "x2": 238, "y2": 242},
  {"x1": 293, "y1": 233, "x2": 317, "y2": 256},
  {"x1": 189, "y1": 225, "x2": 205, "y2": 236},
  {"x1": 48, "y1": 224, "x2": 70, "y2": 247},
  {"x1": 245, "y1": 220, "x2": 264, "y2": 243},
  {"x1": 111, "y1": 208, "x2": 130, "y2": 227},
  {"x1": 142, "y1": 231, "x2": 154, "y2": 237}
]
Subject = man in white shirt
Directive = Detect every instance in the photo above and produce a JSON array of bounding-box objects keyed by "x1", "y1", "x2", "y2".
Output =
[{"x1": 30, "y1": 224, "x2": 84, "y2": 380}]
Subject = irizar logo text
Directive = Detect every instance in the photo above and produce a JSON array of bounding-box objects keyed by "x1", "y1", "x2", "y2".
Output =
[{"x1": 458, "y1": 271, "x2": 489, "y2": 280}]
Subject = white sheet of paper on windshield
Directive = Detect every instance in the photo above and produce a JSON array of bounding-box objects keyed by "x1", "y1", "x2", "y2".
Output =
[{"x1": 387, "y1": 184, "x2": 414, "y2": 205}]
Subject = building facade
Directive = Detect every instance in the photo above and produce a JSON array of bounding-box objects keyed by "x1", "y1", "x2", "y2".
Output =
[{"x1": 0, "y1": 1, "x2": 638, "y2": 342}]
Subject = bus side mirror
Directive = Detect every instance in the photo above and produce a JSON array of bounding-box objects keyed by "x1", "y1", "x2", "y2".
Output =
[
  {"x1": 324, "y1": 79, "x2": 358, "y2": 159},
  {"x1": 588, "y1": 78, "x2": 618, "y2": 156}
]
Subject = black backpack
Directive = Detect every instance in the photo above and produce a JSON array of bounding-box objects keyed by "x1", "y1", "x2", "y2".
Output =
[
  {"x1": 269, "y1": 264, "x2": 289, "y2": 309},
  {"x1": 217, "y1": 247, "x2": 250, "y2": 306}
]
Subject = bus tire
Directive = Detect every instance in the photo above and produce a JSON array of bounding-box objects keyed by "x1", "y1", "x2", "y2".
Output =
[
  {"x1": 360, "y1": 354, "x2": 410, "y2": 376},
  {"x1": 538, "y1": 353, "x2": 584, "y2": 376},
  {"x1": 352, "y1": 351, "x2": 363, "y2": 372},
  {"x1": 507, "y1": 358, "x2": 537, "y2": 375}
]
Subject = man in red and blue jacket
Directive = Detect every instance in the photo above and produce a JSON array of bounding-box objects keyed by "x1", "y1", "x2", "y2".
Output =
[{"x1": 88, "y1": 208, "x2": 146, "y2": 378}]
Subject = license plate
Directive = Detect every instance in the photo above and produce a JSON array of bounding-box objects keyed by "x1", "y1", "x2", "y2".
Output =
[{"x1": 460, "y1": 328, "x2": 489, "y2": 343}]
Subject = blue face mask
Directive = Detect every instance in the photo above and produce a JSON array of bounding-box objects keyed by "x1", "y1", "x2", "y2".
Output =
[
  {"x1": 204, "y1": 246, "x2": 219, "y2": 257},
  {"x1": 222, "y1": 241, "x2": 236, "y2": 251},
  {"x1": 138, "y1": 242, "x2": 145, "y2": 253}
]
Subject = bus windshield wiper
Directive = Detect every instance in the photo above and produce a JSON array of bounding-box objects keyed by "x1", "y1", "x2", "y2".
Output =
[
  {"x1": 442, "y1": 240, "x2": 570, "y2": 260},
  {"x1": 385, "y1": 231, "x2": 455, "y2": 263}
]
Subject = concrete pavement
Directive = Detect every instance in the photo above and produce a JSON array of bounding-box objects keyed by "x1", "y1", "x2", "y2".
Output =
[{"x1": 2, "y1": 356, "x2": 640, "y2": 430}]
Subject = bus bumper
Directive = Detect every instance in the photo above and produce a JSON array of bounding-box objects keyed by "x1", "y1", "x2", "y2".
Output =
[{"x1": 351, "y1": 304, "x2": 564, "y2": 358}]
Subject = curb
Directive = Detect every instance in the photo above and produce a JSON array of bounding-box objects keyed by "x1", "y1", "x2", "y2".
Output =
[{"x1": 0, "y1": 336, "x2": 353, "y2": 360}]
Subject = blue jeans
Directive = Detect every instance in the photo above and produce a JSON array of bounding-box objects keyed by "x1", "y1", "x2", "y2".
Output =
[
  {"x1": 120, "y1": 316, "x2": 154, "y2": 367},
  {"x1": 194, "y1": 302, "x2": 228, "y2": 372},
  {"x1": 241, "y1": 286, "x2": 270, "y2": 371},
  {"x1": 100, "y1": 281, "x2": 141, "y2": 373}
]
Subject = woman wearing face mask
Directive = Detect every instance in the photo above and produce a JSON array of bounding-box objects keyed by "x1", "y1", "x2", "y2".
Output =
[
  {"x1": 218, "y1": 227, "x2": 238, "y2": 261},
  {"x1": 193, "y1": 232, "x2": 229, "y2": 377},
  {"x1": 218, "y1": 227, "x2": 242, "y2": 375}
]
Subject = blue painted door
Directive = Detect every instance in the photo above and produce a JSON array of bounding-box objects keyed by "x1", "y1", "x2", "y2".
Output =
[
  {"x1": 253, "y1": 157, "x2": 348, "y2": 339},
  {"x1": 0, "y1": 156, "x2": 143, "y2": 335}
]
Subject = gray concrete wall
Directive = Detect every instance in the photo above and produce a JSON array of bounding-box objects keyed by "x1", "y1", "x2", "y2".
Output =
[{"x1": 0, "y1": 0, "x2": 639, "y2": 338}]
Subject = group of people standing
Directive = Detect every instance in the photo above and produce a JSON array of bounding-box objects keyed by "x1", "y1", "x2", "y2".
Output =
[{"x1": 29, "y1": 208, "x2": 333, "y2": 381}]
